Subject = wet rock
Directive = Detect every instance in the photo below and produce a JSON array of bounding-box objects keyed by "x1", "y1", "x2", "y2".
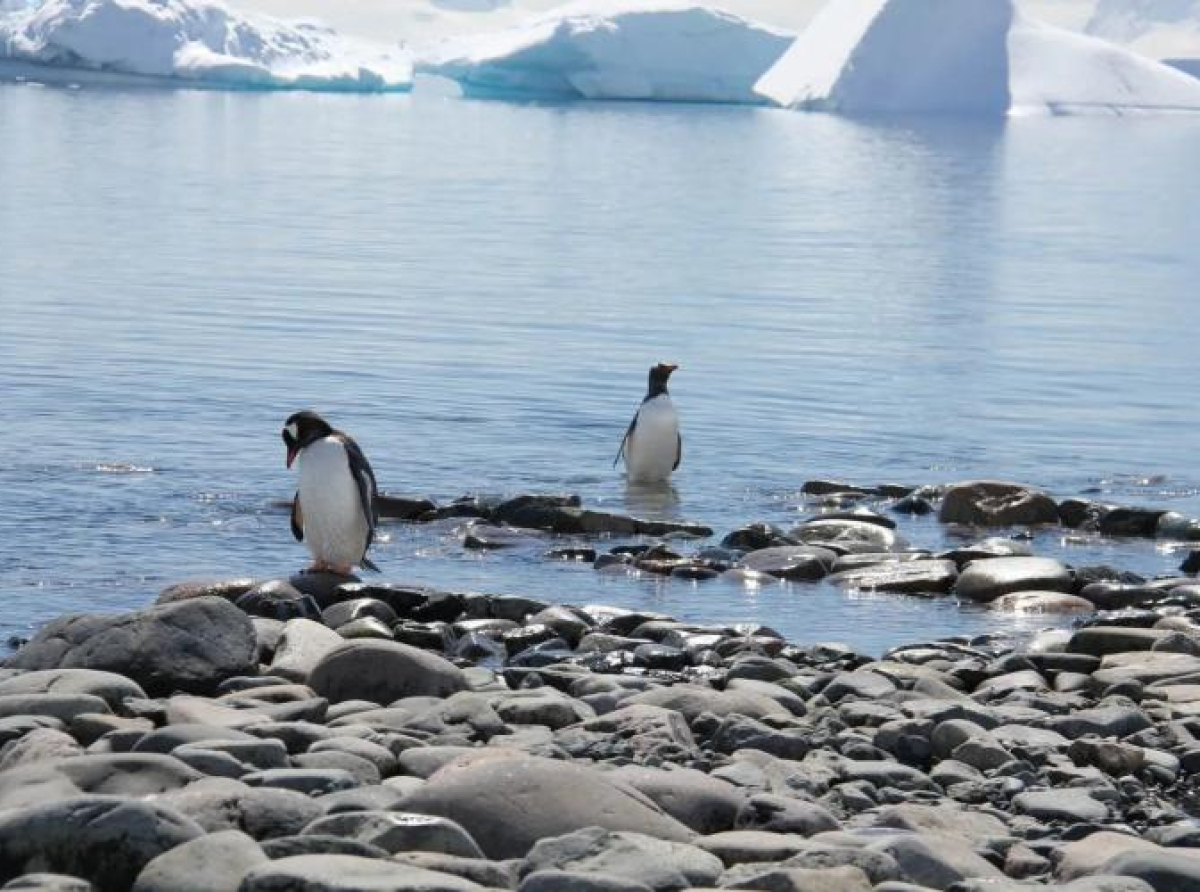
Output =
[
  {"x1": 939, "y1": 481, "x2": 1059, "y2": 527},
  {"x1": 892, "y1": 494, "x2": 934, "y2": 516},
  {"x1": 308, "y1": 640, "x2": 467, "y2": 704},
  {"x1": 827, "y1": 560, "x2": 958, "y2": 596},
  {"x1": 240, "y1": 855, "x2": 486, "y2": 891},
  {"x1": 1069, "y1": 626, "x2": 1169, "y2": 656},
  {"x1": 399, "y1": 753, "x2": 693, "y2": 859},
  {"x1": 376, "y1": 494, "x2": 437, "y2": 520},
  {"x1": 236, "y1": 581, "x2": 321, "y2": 622},
  {"x1": 545, "y1": 547, "x2": 596, "y2": 562},
  {"x1": 1099, "y1": 507, "x2": 1169, "y2": 538},
  {"x1": 990, "y1": 591, "x2": 1095, "y2": 614},
  {"x1": 131, "y1": 829, "x2": 266, "y2": 892},
  {"x1": 287, "y1": 572, "x2": 360, "y2": 608},
  {"x1": 1182, "y1": 550, "x2": 1200, "y2": 575},
  {"x1": 954, "y1": 557, "x2": 1073, "y2": 603},
  {"x1": 722, "y1": 523, "x2": 792, "y2": 551},
  {"x1": 155, "y1": 578, "x2": 257, "y2": 605},
  {"x1": 463, "y1": 523, "x2": 546, "y2": 550},
  {"x1": 5, "y1": 598, "x2": 256, "y2": 696},
  {"x1": 520, "y1": 827, "x2": 722, "y2": 890},
  {"x1": 0, "y1": 795, "x2": 203, "y2": 892},
  {"x1": 739, "y1": 546, "x2": 836, "y2": 581},
  {"x1": 1158, "y1": 512, "x2": 1200, "y2": 541}
]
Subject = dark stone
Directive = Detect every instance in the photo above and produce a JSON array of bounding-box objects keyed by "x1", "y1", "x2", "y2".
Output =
[
  {"x1": 1182, "y1": 550, "x2": 1200, "y2": 575},
  {"x1": 1099, "y1": 507, "x2": 1168, "y2": 538},
  {"x1": 309, "y1": 640, "x2": 468, "y2": 704},
  {"x1": 827, "y1": 560, "x2": 958, "y2": 595},
  {"x1": 939, "y1": 481, "x2": 1060, "y2": 527},
  {"x1": 375, "y1": 494, "x2": 437, "y2": 520},
  {"x1": 321, "y1": 599, "x2": 398, "y2": 630},
  {"x1": 411, "y1": 593, "x2": 466, "y2": 624},
  {"x1": 740, "y1": 546, "x2": 836, "y2": 581},
  {"x1": 155, "y1": 579, "x2": 257, "y2": 605},
  {"x1": 333, "y1": 583, "x2": 430, "y2": 618},
  {"x1": 4, "y1": 598, "x2": 256, "y2": 697},
  {"x1": 721, "y1": 523, "x2": 791, "y2": 551},
  {"x1": 236, "y1": 582, "x2": 322, "y2": 622},
  {"x1": 892, "y1": 495, "x2": 934, "y2": 515},
  {"x1": 545, "y1": 547, "x2": 596, "y2": 562},
  {"x1": 259, "y1": 835, "x2": 390, "y2": 860}
]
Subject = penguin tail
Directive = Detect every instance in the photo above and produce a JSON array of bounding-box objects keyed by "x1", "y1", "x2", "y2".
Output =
[{"x1": 360, "y1": 556, "x2": 381, "y2": 573}]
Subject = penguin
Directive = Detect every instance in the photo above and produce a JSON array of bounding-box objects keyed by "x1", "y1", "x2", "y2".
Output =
[
  {"x1": 281, "y1": 410, "x2": 380, "y2": 574},
  {"x1": 615, "y1": 363, "x2": 681, "y2": 483}
]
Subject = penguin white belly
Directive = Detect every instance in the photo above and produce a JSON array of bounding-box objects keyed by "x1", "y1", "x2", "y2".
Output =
[
  {"x1": 298, "y1": 438, "x2": 369, "y2": 569},
  {"x1": 626, "y1": 396, "x2": 679, "y2": 483}
]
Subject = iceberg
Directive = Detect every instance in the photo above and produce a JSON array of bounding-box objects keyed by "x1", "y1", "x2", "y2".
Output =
[
  {"x1": 1086, "y1": 0, "x2": 1200, "y2": 82},
  {"x1": 755, "y1": 0, "x2": 1200, "y2": 116},
  {"x1": 0, "y1": 0, "x2": 412, "y2": 91},
  {"x1": 417, "y1": 1, "x2": 794, "y2": 103}
]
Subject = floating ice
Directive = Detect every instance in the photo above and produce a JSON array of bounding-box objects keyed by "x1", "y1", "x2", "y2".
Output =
[
  {"x1": 755, "y1": 0, "x2": 1200, "y2": 116},
  {"x1": 0, "y1": 0, "x2": 412, "y2": 91},
  {"x1": 418, "y1": 1, "x2": 793, "y2": 103},
  {"x1": 1086, "y1": 0, "x2": 1200, "y2": 60}
]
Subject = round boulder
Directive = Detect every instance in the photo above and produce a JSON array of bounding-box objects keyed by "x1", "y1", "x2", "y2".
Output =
[
  {"x1": 308, "y1": 640, "x2": 468, "y2": 704},
  {"x1": 954, "y1": 557, "x2": 1072, "y2": 603},
  {"x1": 939, "y1": 481, "x2": 1059, "y2": 527}
]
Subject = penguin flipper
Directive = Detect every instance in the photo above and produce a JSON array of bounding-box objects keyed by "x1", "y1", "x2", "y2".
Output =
[
  {"x1": 290, "y1": 494, "x2": 304, "y2": 542},
  {"x1": 674, "y1": 432, "x2": 682, "y2": 471},
  {"x1": 614, "y1": 412, "x2": 637, "y2": 468},
  {"x1": 338, "y1": 432, "x2": 379, "y2": 542}
]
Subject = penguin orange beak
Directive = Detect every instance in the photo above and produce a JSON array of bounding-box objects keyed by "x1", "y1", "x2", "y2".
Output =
[{"x1": 285, "y1": 445, "x2": 298, "y2": 469}]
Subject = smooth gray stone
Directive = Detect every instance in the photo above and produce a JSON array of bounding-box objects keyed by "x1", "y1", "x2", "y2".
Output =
[
  {"x1": 0, "y1": 795, "x2": 203, "y2": 892},
  {"x1": 823, "y1": 670, "x2": 897, "y2": 703},
  {"x1": 1045, "y1": 705, "x2": 1153, "y2": 739},
  {"x1": 0, "y1": 694, "x2": 110, "y2": 723},
  {"x1": 519, "y1": 870, "x2": 650, "y2": 892},
  {"x1": 625, "y1": 684, "x2": 782, "y2": 720},
  {"x1": 954, "y1": 557, "x2": 1072, "y2": 603},
  {"x1": 131, "y1": 829, "x2": 266, "y2": 892},
  {"x1": 1014, "y1": 788, "x2": 1107, "y2": 823},
  {"x1": 866, "y1": 832, "x2": 1005, "y2": 888},
  {"x1": 698, "y1": 829, "x2": 811, "y2": 866},
  {"x1": 0, "y1": 669, "x2": 146, "y2": 707},
  {"x1": 259, "y1": 835, "x2": 391, "y2": 860},
  {"x1": 4, "y1": 598, "x2": 256, "y2": 696},
  {"x1": 399, "y1": 753, "x2": 693, "y2": 859},
  {"x1": 557, "y1": 704, "x2": 700, "y2": 763},
  {"x1": 870, "y1": 803, "x2": 1009, "y2": 846},
  {"x1": 0, "y1": 728, "x2": 83, "y2": 770},
  {"x1": 735, "y1": 793, "x2": 838, "y2": 836},
  {"x1": 722, "y1": 864, "x2": 874, "y2": 892},
  {"x1": 392, "y1": 854, "x2": 516, "y2": 890},
  {"x1": 1, "y1": 875, "x2": 95, "y2": 892},
  {"x1": 292, "y1": 750, "x2": 381, "y2": 786},
  {"x1": 1070, "y1": 627, "x2": 1171, "y2": 656},
  {"x1": 0, "y1": 753, "x2": 202, "y2": 810},
  {"x1": 308, "y1": 641, "x2": 468, "y2": 705},
  {"x1": 155, "y1": 578, "x2": 258, "y2": 605},
  {"x1": 739, "y1": 546, "x2": 836, "y2": 581},
  {"x1": 179, "y1": 738, "x2": 289, "y2": 771},
  {"x1": 239, "y1": 855, "x2": 487, "y2": 891},
  {"x1": 269, "y1": 619, "x2": 345, "y2": 684},
  {"x1": 1101, "y1": 850, "x2": 1200, "y2": 891},
  {"x1": 242, "y1": 768, "x2": 357, "y2": 796},
  {"x1": 309, "y1": 737, "x2": 398, "y2": 776},
  {"x1": 607, "y1": 765, "x2": 746, "y2": 834},
  {"x1": 826, "y1": 560, "x2": 958, "y2": 596},
  {"x1": 157, "y1": 777, "x2": 323, "y2": 839},
  {"x1": 521, "y1": 826, "x2": 722, "y2": 890},
  {"x1": 302, "y1": 811, "x2": 485, "y2": 859}
]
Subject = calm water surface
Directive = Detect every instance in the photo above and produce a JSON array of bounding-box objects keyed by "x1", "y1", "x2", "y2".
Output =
[{"x1": 2, "y1": 84, "x2": 1199, "y2": 653}]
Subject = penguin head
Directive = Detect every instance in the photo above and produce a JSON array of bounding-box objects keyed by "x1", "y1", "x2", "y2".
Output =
[
  {"x1": 282, "y1": 410, "x2": 333, "y2": 468},
  {"x1": 647, "y1": 363, "x2": 678, "y2": 398}
]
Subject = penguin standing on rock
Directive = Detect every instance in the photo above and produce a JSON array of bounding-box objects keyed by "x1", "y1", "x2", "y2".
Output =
[
  {"x1": 282, "y1": 410, "x2": 380, "y2": 574},
  {"x1": 615, "y1": 363, "x2": 681, "y2": 483}
]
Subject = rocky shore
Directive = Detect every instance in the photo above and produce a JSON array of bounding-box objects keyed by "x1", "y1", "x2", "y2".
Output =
[{"x1": 3, "y1": 481, "x2": 1200, "y2": 891}]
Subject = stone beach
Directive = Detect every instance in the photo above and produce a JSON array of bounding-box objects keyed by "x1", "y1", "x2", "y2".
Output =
[{"x1": 4, "y1": 481, "x2": 1200, "y2": 891}]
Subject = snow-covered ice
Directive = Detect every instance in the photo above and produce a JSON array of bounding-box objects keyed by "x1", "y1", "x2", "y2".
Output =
[
  {"x1": 755, "y1": 0, "x2": 1200, "y2": 116},
  {"x1": 0, "y1": 0, "x2": 412, "y2": 90},
  {"x1": 1086, "y1": 0, "x2": 1200, "y2": 60},
  {"x1": 418, "y1": 1, "x2": 793, "y2": 103}
]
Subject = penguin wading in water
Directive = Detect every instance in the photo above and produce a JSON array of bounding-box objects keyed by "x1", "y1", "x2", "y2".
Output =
[
  {"x1": 615, "y1": 363, "x2": 681, "y2": 483},
  {"x1": 282, "y1": 410, "x2": 380, "y2": 574}
]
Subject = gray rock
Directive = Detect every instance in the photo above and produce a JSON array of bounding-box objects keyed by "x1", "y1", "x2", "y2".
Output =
[
  {"x1": 739, "y1": 547, "x2": 836, "y2": 581},
  {"x1": 722, "y1": 864, "x2": 873, "y2": 892},
  {"x1": 0, "y1": 754, "x2": 202, "y2": 810},
  {"x1": 735, "y1": 793, "x2": 838, "y2": 836},
  {"x1": 1069, "y1": 627, "x2": 1170, "y2": 656},
  {"x1": 269, "y1": 619, "x2": 345, "y2": 683},
  {"x1": 399, "y1": 753, "x2": 693, "y2": 859},
  {"x1": 493, "y1": 689, "x2": 595, "y2": 730},
  {"x1": 826, "y1": 560, "x2": 958, "y2": 596},
  {"x1": 392, "y1": 854, "x2": 516, "y2": 891},
  {"x1": 557, "y1": 704, "x2": 699, "y2": 763},
  {"x1": 243, "y1": 768, "x2": 357, "y2": 796},
  {"x1": 1045, "y1": 704, "x2": 1153, "y2": 739},
  {"x1": 0, "y1": 728, "x2": 82, "y2": 770},
  {"x1": 990, "y1": 591, "x2": 1095, "y2": 614},
  {"x1": 1013, "y1": 788, "x2": 1106, "y2": 823},
  {"x1": 156, "y1": 777, "x2": 323, "y2": 839},
  {"x1": 1101, "y1": 850, "x2": 1200, "y2": 891},
  {"x1": 4, "y1": 598, "x2": 256, "y2": 696},
  {"x1": 131, "y1": 829, "x2": 266, "y2": 892},
  {"x1": 258, "y1": 835, "x2": 390, "y2": 860},
  {"x1": 625, "y1": 684, "x2": 782, "y2": 720},
  {"x1": 938, "y1": 481, "x2": 1059, "y2": 526},
  {"x1": 0, "y1": 795, "x2": 203, "y2": 892},
  {"x1": 823, "y1": 670, "x2": 897, "y2": 703},
  {"x1": 1, "y1": 875, "x2": 95, "y2": 891},
  {"x1": 518, "y1": 871, "x2": 650, "y2": 892},
  {"x1": 239, "y1": 855, "x2": 486, "y2": 891},
  {"x1": 697, "y1": 829, "x2": 810, "y2": 866},
  {"x1": 0, "y1": 669, "x2": 146, "y2": 707},
  {"x1": 0, "y1": 694, "x2": 110, "y2": 723},
  {"x1": 792, "y1": 519, "x2": 901, "y2": 551},
  {"x1": 607, "y1": 765, "x2": 745, "y2": 834},
  {"x1": 1056, "y1": 832, "x2": 1168, "y2": 881},
  {"x1": 302, "y1": 811, "x2": 484, "y2": 859},
  {"x1": 521, "y1": 827, "x2": 722, "y2": 891},
  {"x1": 308, "y1": 641, "x2": 468, "y2": 704},
  {"x1": 954, "y1": 557, "x2": 1072, "y2": 603},
  {"x1": 866, "y1": 833, "x2": 1005, "y2": 887},
  {"x1": 871, "y1": 803, "x2": 1009, "y2": 846}
]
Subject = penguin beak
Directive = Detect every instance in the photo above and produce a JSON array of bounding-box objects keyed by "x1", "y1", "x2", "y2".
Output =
[{"x1": 285, "y1": 445, "x2": 298, "y2": 469}]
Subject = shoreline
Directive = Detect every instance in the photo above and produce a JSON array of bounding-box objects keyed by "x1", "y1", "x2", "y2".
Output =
[{"x1": 2, "y1": 482, "x2": 1200, "y2": 888}]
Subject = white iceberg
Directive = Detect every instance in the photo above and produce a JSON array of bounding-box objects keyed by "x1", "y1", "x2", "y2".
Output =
[
  {"x1": 755, "y1": 0, "x2": 1200, "y2": 116},
  {"x1": 1086, "y1": 0, "x2": 1200, "y2": 82},
  {"x1": 0, "y1": 0, "x2": 412, "y2": 91},
  {"x1": 417, "y1": 1, "x2": 794, "y2": 103}
]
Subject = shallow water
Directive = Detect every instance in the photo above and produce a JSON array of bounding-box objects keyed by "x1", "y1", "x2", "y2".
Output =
[{"x1": 2, "y1": 84, "x2": 1199, "y2": 653}]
